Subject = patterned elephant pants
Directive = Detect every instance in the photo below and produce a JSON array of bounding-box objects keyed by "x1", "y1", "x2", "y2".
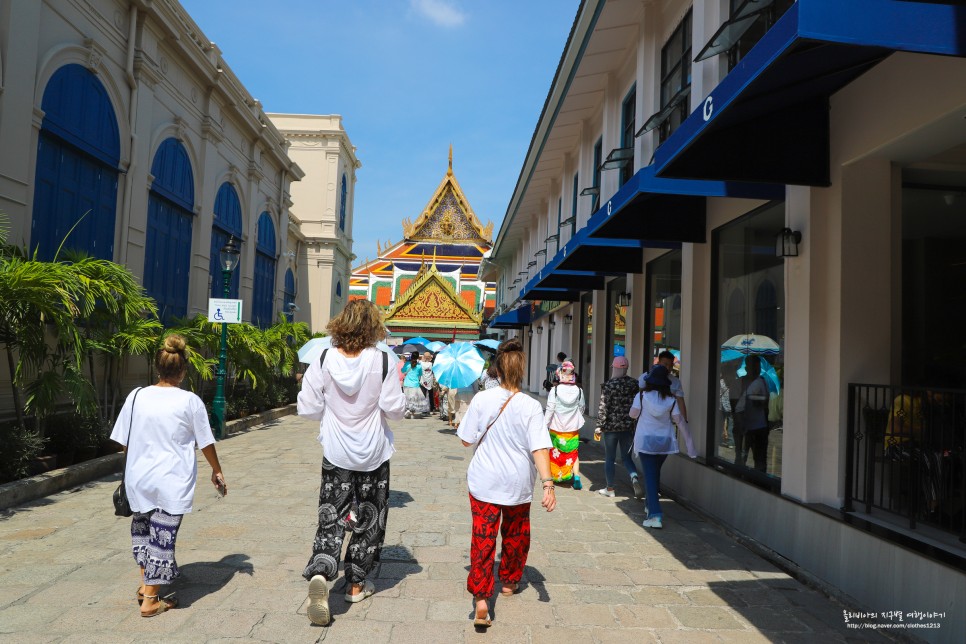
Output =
[
  {"x1": 303, "y1": 458, "x2": 390, "y2": 585},
  {"x1": 131, "y1": 509, "x2": 183, "y2": 586},
  {"x1": 467, "y1": 494, "x2": 531, "y2": 599}
]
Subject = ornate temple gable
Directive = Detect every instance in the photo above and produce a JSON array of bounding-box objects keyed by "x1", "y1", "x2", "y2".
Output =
[
  {"x1": 400, "y1": 148, "x2": 494, "y2": 245},
  {"x1": 385, "y1": 264, "x2": 482, "y2": 327}
]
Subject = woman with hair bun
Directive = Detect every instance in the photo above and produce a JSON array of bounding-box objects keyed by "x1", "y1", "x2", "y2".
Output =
[
  {"x1": 110, "y1": 334, "x2": 226, "y2": 618},
  {"x1": 457, "y1": 338, "x2": 556, "y2": 628}
]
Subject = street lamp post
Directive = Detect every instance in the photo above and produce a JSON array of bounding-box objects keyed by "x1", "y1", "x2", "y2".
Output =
[{"x1": 212, "y1": 236, "x2": 240, "y2": 439}]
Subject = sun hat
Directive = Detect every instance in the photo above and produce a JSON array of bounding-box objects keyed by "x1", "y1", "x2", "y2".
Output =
[
  {"x1": 612, "y1": 356, "x2": 629, "y2": 369},
  {"x1": 558, "y1": 360, "x2": 576, "y2": 384},
  {"x1": 644, "y1": 365, "x2": 671, "y2": 387}
]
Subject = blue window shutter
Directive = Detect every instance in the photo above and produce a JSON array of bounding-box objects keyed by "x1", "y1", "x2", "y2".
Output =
[
  {"x1": 283, "y1": 268, "x2": 296, "y2": 321},
  {"x1": 210, "y1": 183, "x2": 243, "y2": 299},
  {"x1": 145, "y1": 139, "x2": 194, "y2": 321},
  {"x1": 339, "y1": 174, "x2": 347, "y2": 230},
  {"x1": 252, "y1": 212, "x2": 277, "y2": 327},
  {"x1": 31, "y1": 64, "x2": 120, "y2": 261}
]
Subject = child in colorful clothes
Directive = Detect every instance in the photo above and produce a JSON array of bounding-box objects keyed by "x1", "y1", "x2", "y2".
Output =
[{"x1": 544, "y1": 361, "x2": 586, "y2": 489}]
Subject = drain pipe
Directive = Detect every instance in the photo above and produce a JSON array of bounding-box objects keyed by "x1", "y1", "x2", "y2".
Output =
[{"x1": 118, "y1": 4, "x2": 138, "y2": 265}]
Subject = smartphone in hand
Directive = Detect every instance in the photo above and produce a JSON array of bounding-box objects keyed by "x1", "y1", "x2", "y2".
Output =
[{"x1": 215, "y1": 474, "x2": 227, "y2": 497}]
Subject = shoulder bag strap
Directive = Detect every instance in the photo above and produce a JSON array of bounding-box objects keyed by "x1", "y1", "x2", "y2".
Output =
[
  {"x1": 382, "y1": 351, "x2": 389, "y2": 382},
  {"x1": 121, "y1": 387, "x2": 143, "y2": 484},
  {"x1": 478, "y1": 392, "x2": 517, "y2": 445}
]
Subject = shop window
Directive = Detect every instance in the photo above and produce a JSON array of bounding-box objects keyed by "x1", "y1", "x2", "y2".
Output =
[
  {"x1": 710, "y1": 201, "x2": 785, "y2": 482},
  {"x1": 145, "y1": 138, "x2": 194, "y2": 321},
  {"x1": 645, "y1": 251, "x2": 683, "y2": 364},
  {"x1": 31, "y1": 64, "x2": 120, "y2": 261},
  {"x1": 252, "y1": 212, "x2": 277, "y2": 328},
  {"x1": 578, "y1": 293, "x2": 593, "y2": 397},
  {"x1": 209, "y1": 183, "x2": 242, "y2": 299}
]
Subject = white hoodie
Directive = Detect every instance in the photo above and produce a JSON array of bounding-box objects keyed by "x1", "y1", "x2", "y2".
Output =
[
  {"x1": 297, "y1": 347, "x2": 406, "y2": 471},
  {"x1": 629, "y1": 390, "x2": 697, "y2": 457},
  {"x1": 544, "y1": 383, "x2": 585, "y2": 432}
]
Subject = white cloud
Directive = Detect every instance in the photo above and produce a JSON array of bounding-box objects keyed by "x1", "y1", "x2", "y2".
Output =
[{"x1": 410, "y1": 0, "x2": 467, "y2": 28}]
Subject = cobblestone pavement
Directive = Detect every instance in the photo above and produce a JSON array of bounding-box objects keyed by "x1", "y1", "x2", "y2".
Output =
[{"x1": 0, "y1": 411, "x2": 889, "y2": 643}]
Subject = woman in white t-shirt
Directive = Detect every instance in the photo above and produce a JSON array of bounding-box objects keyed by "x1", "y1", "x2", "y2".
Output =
[
  {"x1": 457, "y1": 338, "x2": 556, "y2": 628},
  {"x1": 110, "y1": 334, "x2": 225, "y2": 618},
  {"x1": 297, "y1": 300, "x2": 406, "y2": 626}
]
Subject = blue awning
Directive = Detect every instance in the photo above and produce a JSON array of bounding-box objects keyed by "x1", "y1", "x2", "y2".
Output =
[
  {"x1": 519, "y1": 165, "x2": 781, "y2": 300},
  {"x1": 488, "y1": 305, "x2": 533, "y2": 329},
  {"x1": 654, "y1": 0, "x2": 966, "y2": 185}
]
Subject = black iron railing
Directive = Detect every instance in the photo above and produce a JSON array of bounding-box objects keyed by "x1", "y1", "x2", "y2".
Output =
[{"x1": 846, "y1": 384, "x2": 966, "y2": 541}]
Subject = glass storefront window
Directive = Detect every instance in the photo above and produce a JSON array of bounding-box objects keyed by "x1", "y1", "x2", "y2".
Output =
[
  {"x1": 710, "y1": 202, "x2": 785, "y2": 480},
  {"x1": 578, "y1": 293, "x2": 593, "y2": 398},
  {"x1": 645, "y1": 251, "x2": 683, "y2": 369},
  {"x1": 605, "y1": 278, "x2": 628, "y2": 365}
]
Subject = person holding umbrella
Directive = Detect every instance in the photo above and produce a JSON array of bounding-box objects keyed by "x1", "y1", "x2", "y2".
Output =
[
  {"x1": 733, "y1": 355, "x2": 770, "y2": 471},
  {"x1": 433, "y1": 342, "x2": 484, "y2": 429},
  {"x1": 457, "y1": 338, "x2": 556, "y2": 627}
]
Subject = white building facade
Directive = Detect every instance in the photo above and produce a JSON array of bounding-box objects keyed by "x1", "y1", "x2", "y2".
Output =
[
  {"x1": 0, "y1": 0, "x2": 306, "y2": 335},
  {"x1": 487, "y1": 1, "x2": 966, "y2": 640},
  {"x1": 268, "y1": 114, "x2": 359, "y2": 332}
]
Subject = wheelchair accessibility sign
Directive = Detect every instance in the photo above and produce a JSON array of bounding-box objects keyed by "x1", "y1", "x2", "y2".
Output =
[{"x1": 208, "y1": 298, "x2": 243, "y2": 324}]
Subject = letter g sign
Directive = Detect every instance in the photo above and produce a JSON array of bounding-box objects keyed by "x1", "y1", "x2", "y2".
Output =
[{"x1": 703, "y1": 96, "x2": 714, "y2": 121}]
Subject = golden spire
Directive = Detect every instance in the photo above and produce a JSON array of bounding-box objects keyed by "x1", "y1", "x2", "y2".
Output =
[
  {"x1": 432, "y1": 247, "x2": 437, "y2": 267},
  {"x1": 448, "y1": 144, "x2": 453, "y2": 176}
]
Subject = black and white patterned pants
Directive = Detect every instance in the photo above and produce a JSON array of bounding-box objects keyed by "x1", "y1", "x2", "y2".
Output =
[
  {"x1": 303, "y1": 458, "x2": 390, "y2": 584},
  {"x1": 131, "y1": 508, "x2": 183, "y2": 585}
]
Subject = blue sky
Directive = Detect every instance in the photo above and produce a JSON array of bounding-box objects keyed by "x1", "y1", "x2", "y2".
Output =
[{"x1": 180, "y1": 0, "x2": 579, "y2": 266}]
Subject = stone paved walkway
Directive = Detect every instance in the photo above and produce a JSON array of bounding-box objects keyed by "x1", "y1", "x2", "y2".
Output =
[{"x1": 0, "y1": 411, "x2": 890, "y2": 643}]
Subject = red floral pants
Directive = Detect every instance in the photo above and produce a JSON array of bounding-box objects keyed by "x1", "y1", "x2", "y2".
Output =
[{"x1": 467, "y1": 493, "x2": 531, "y2": 598}]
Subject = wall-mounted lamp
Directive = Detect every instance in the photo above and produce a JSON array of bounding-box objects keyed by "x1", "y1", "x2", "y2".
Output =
[
  {"x1": 579, "y1": 186, "x2": 600, "y2": 197},
  {"x1": 776, "y1": 227, "x2": 802, "y2": 257},
  {"x1": 617, "y1": 292, "x2": 632, "y2": 307},
  {"x1": 549, "y1": 320, "x2": 556, "y2": 329},
  {"x1": 528, "y1": 328, "x2": 533, "y2": 337},
  {"x1": 536, "y1": 325, "x2": 544, "y2": 335},
  {"x1": 563, "y1": 314, "x2": 573, "y2": 325},
  {"x1": 600, "y1": 147, "x2": 634, "y2": 171}
]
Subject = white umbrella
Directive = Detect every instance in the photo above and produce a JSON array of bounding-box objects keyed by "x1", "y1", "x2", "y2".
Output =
[
  {"x1": 298, "y1": 337, "x2": 398, "y2": 364},
  {"x1": 721, "y1": 333, "x2": 780, "y2": 356}
]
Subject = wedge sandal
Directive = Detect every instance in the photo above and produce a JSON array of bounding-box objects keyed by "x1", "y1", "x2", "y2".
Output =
[{"x1": 140, "y1": 594, "x2": 178, "y2": 617}]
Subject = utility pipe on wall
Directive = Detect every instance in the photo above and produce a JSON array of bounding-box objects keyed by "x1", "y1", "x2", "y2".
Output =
[{"x1": 117, "y1": 4, "x2": 138, "y2": 266}]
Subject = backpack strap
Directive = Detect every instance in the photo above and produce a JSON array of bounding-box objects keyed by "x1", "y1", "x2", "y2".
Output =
[
  {"x1": 382, "y1": 351, "x2": 389, "y2": 382},
  {"x1": 319, "y1": 348, "x2": 329, "y2": 369}
]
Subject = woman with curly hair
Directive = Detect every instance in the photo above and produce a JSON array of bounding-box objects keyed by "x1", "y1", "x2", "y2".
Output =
[
  {"x1": 110, "y1": 334, "x2": 226, "y2": 617},
  {"x1": 297, "y1": 299, "x2": 406, "y2": 626}
]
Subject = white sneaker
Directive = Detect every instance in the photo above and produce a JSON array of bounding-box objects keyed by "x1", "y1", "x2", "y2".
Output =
[
  {"x1": 642, "y1": 516, "x2": 663, "y2": 529},
  {"x1": 631, "y1": 476, "x2": 644, "y2": 499},
  {"x1": 307, "y1": 575, "x2": 330, "y2": 625},
  {"x1": 597, "y1": 488, "x2": 616, "y2": 498},
  {"x1": 404, "y1": 410, "x2": 412, "y2": 419}
]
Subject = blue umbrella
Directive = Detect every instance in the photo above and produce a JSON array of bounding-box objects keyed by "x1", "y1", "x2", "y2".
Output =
[
  {"x1": 474, "y1": 339, "x2": 501, "y2": 352},
  {"x1": 426, "y1": 341, "x2": 448, "y2": 352},
  {"x1": 432, "y1": 342, "x2": 485, "y2": 389},
  {"x1": 404, "y1": 336, "x2": 433, "y2": 346},
  {"x1": 298, "y1": 337, "x2": 398, "y2": 364},
  {"x1": 723, "y1": 351, "x2": 781, "y2": 394}
]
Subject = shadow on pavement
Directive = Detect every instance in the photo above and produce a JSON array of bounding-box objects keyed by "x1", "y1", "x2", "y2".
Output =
[{"x1": 173, "y1": 553, "x2": 253, "y2": 607}]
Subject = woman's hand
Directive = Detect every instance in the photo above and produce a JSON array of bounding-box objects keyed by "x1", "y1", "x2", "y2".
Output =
[
  {"x1": 541, "y1": 485, "x2": 556, "y2": 512},
  {"x1": 212, "y1": 471, "x2": 227, "y2": 496}
]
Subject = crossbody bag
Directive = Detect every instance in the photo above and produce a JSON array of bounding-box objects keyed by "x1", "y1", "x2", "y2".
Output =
[{"x1": 113, "y1": 387, "x2": 143, "y2": 517}]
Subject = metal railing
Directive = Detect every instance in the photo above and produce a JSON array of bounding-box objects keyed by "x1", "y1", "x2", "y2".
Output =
[{"x1": 845, "y1": 384, "x2": 966, "y2": 541}]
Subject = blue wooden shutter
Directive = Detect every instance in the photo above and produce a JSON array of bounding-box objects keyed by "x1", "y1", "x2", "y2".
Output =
[
  {"x1": 252, "y1": 212, "x2": 277, "y2": 327},
  {"x1": 210, "y1": 183, "x2": 243, "y2": 298}
]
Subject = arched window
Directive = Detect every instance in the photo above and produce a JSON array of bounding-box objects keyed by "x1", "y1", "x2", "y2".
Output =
[
  {"x1": 335, "y1": 278, "x2": 342, "y2": 298},
  {"x1": 283, "y1": 268, "x2": 296, "y2": 321},
  {"x1": 755, "y1": 280, "x2": 778, "y2": 341},
  {"x1": 252, "y1": 212, "x2": 277, "y2": 328},
  {"x1": 145, "y1": 138, "x2": 194, "y2": 321},
  {"x1": 209, "y1": 183, "x2": 242, "y2": 298},
  {"x1": 339, "y1": 173, "x2": 347, "y2": 231},
  {"x1": 31, "y1": 64, "x2": 120, "y2": 261}
]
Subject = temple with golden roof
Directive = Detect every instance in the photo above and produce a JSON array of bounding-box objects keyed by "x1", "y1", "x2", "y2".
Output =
[{"x1": 349, "y1": 149, "x2": 496, "y2": 341}]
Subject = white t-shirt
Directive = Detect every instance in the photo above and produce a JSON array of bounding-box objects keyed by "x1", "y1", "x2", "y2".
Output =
[
  {"x1": 110, "y1": 386, "x2": 216, "y2": 515},
  {"x1": 297, "y1": 347, "x2": 406, "y2": 472},
  {"x1": 457, "y1": 388, "x2": 552, "y2": 506}
]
